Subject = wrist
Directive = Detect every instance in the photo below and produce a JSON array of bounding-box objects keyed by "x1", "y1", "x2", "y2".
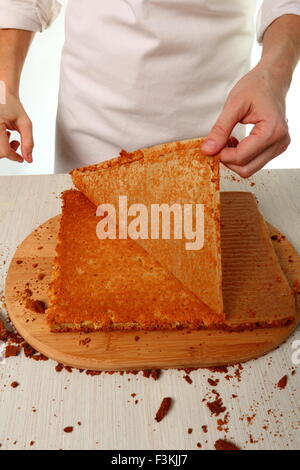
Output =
[{"x1": 256, "y1": 60, "x2": 292, "y2": 97}]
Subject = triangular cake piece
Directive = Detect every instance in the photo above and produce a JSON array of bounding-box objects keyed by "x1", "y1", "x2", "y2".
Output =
[
  {"x1": 46, "y1": 190, "x2": 224, "y2": 331},
  {"x1": 71, "y1": 138, "x2": 223, "y2": 315},
  {"x1": 220, "y1": 192, "x2": 296, "y2": 329}
]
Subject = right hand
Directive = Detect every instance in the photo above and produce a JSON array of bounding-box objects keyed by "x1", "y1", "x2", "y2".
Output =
[{"x1": 0, "y1": 92, "x2": 33, "y2": 163}]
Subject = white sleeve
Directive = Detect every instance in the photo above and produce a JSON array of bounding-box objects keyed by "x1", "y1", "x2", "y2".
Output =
[
  {"x1": 0, "y1": 0, "x2": 61, "y2": 32},
  {"x1": 257, "y1": 0, "x2": 300, "y2": 43}
]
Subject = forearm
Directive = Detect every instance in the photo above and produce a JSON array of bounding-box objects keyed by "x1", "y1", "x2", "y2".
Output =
[
  {"x1": 259, "y1": 14, "x2": 300, "y2": 94},
  {"x1": 0, "y1": 29, "x2": 34, "y2": 97}
]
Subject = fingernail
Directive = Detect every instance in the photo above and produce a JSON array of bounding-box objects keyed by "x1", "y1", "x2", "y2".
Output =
[
  {"x1": 27, "y1": 152, "x2": 33, "y2": 163},
  {"x1": 202, "y1": 139, "x2": 216, "y2": 153}
]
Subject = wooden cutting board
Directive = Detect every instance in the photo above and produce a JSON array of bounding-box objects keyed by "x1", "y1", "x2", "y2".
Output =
[{"x1": 4, "y1": 195, "x2": 300, "y2": 371}]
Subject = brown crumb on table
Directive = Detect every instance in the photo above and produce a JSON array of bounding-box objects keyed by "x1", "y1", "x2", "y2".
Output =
[
  {"x1": 64, "y1": 427, "x2": 74, "y2": 433},
  {"x1": 55, "y1": 363, "x2": 64, "y2": 373},
  {"x1": 196, "y1": 442, "x2": 202, "y2": 448},
  {"x1": 202, "y1": 425, "x2": 208, "y2": 433},
  {"x1": 22, "y1": 342, "x2": 48, "y2": 361},
  {"x1": 31, "y1": 353, "x2": 48, "y2": 362},
  {"x1": 188, "y1": 428, "x2": 193, "y2": 434},
  {"x1": 142, "y1": 369, "x2": 161, "y2": 380},
  {"x1": 208, "y1": 378, "x2": 219, "y2": 387},
  {"x1": 234, "y1": 363, "x2": 243, "y2": 382},
  {"x1": 246, "y1": 414, "x2": 256, "y2": 425},
  {"x1": 217, "y1": 413, "x2": 229, "y2": 432},
  {"x1": 5, "y1": 345, "x2": 21, "y2": 358},
  {"x1": 23, "y1": 343, "x2": 37, "y2": 357},
  {"x1": 10, "y1": 381, "x2": 19, "y2": 388},
  {"x1": 206, "y1": 395, "x2": 226, "y2": 417},
  {"x1": 85, "y1": 370, "x2": 102, "y2": 376},
  {"x1": 150, "y1": 369, "x2": 161, "y2": 380},
  {"x1": 214, "y1": 439, "x2": 241, "y2": 451},
  {"x1": 277, "y1": 375, "x2": 288, "y2": 390},
  {"x1": 155, "y1": 397, "x2": 172, "y2": 423},
  {"x1": 29, "y1": 441, "x2": 35, "y2": 446},
  {"x1": 249, "y1": 434, "x2": 259, "y2": 444},
  {"x1": 183, "y1": 375, "x2": 193, "y2": 384},
  {"x1": 206, "y1": 366, "x2": 228, "y2": 374}
]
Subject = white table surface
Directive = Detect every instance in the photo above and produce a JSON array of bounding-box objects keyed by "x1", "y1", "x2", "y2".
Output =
[{"x1": 0, "y1": 169, "x2": 299, "y2": 450}]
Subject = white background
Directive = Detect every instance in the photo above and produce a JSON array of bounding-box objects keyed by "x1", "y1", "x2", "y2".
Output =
[{"x1": 0, "y1": 0, "x2": 299, "y2": 176}]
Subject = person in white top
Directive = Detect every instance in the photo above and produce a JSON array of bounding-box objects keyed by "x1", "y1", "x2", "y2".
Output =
[{"x1": 0, "y1": 0, "x2": 300, "y2": 176}]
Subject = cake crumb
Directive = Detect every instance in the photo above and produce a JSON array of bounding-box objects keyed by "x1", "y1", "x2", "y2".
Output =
[
  {"x1": 10, "y1": 381, "x2": 19, "y2": 388},
  {"x1": 64, "y1": 427, "x2": 74, "y2": 433},
  {"x1": 5, "y1": 345, "x2": 21, "y2": 358},
  {"x1": 183, "y1": 375, "x2": 193, "y2": 384},
  {"x1": 277, "y1": 375, "x2": 288, "y2": 390},
  {"x1": 214, "y1": 439, "x2": 241, "y2": 450},
  {"x1": 155, "y1": 398, "x2": 172, "y2": 423},
  {"x1": 206, "y1": 396, "x2": 226, "y2": 417}
]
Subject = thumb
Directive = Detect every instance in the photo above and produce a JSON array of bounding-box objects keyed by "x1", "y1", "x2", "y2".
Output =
[
  {"x1": 17, "y1": 116, "x2": 34, "y2": 163},
  {"x1": 202, "y1": 102, "x2": 240, "y2": 155}
]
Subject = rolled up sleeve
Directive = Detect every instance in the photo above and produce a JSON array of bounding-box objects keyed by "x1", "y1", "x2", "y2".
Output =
[
  {"x1": 257, "y1": 0, "x2": 300, "y2": 43},
  {"x1": 0, "y1": 0, "x2": 61, "y2": 32}
]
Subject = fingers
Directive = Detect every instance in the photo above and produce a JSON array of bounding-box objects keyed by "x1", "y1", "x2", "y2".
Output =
[
  {"x1": 0, "y1": 117, "x2": 34, "y2": 163},
  {"x1": 202, "y1": 98, "x2": 245, "y2": 155},
  {"x1": 16, "y1": 116, "x2": 34, "y2": 163},
  {"x1": 220, "y1": 119, "x2": 289, "y2": 167},
  {"x1": 224, "y1": 136, "x2": 290, "y2": 178},
  {"x1": 0, "y1": 124, "x2": 24, "y2": 163}
]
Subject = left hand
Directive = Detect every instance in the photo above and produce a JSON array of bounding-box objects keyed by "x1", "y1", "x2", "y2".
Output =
[{"x1": 202, "y1": 63, "x2": 291, "y2": 177}]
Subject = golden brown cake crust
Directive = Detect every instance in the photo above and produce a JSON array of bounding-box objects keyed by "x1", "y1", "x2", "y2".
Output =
[
  {"x1": 71, "y1": 137, "x2": 223, "y2": 315},
  {"x1": 46, "y1": 190, "x2": 224, "y2": 332},
  {"x1": 71, "y1": 138, "x2": 218, "y2": 175}
]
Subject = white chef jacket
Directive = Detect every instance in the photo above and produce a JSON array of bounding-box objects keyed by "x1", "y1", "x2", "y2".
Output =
[{"x1": 1, "y1": 0, "x2": 300, "y2": 173}]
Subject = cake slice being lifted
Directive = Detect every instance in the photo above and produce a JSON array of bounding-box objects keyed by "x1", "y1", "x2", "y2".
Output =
[
  {"x1": 46, "y1": 190, "x2": 224, "y2": 332},
  {"x1": 71, "y1": 138, "x2": 223, "y2": 314}
]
